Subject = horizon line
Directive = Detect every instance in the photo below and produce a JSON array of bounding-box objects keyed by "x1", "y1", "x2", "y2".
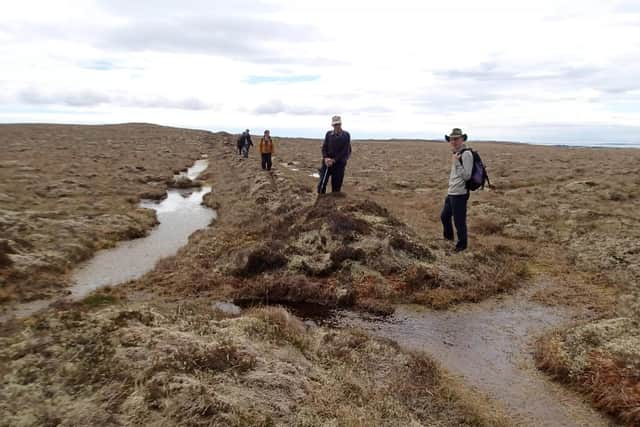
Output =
[{"x1": 1, "y1": 120, "x2": 638, "y2": 149}]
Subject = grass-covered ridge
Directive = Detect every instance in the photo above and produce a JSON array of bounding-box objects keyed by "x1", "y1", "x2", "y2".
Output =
[{"x1": 0, "y1": 300, "x2": 508, "y2": 426}]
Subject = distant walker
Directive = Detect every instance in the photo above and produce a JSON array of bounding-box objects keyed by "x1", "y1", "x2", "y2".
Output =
[
  {"x1": 237, "y1": 129, "x2": 253, "y2": 158},
  {"x1": 259, "y1": 130, "x2": 274, "y2": 171}
]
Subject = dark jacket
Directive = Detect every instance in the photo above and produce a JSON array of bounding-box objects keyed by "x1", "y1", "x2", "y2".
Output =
[
  {"x1": 238, "y1": 133, "x2": 253, "y2": 147},
  {"x1": 321, "y1": 130, "x2": 351, "y2": 163}
]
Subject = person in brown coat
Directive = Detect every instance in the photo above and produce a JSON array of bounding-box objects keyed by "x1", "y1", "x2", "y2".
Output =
[{"x1": 259, "y1": 130, "x2": 274, "y2": 171}]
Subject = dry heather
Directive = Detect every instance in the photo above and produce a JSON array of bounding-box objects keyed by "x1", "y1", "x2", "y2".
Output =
[
  {"x1": 0, "y1": 124, "x2": 217, "y2": 304},
  {"x1": 535, "y1": 318, "x2": 640, "y2": 426},
  {"x1": 228, "y1": 195, "x2": 528, "y2": 312},
  {"x1": 0, "y1": 297, "x2": 508, "y2": 426}
]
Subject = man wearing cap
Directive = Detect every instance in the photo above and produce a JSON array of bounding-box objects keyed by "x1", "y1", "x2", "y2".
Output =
[
  {"x1": 318, "y1": 115, "x2": 351, "y2": 194},
  {"x1": 441, "y1": 128, "x2": 473, "y2": 252}
]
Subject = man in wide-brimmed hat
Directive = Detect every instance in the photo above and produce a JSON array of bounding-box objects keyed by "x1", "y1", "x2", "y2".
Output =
[
  {"x1": 317, "y1": 115, "x2": 351, "y2": 194},
  {"x1": 440, "y1": 128, "x2": 473, "y2": 252}
]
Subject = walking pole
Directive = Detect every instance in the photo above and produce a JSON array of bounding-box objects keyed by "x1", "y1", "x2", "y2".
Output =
[{"x1": 318, "y1": 164, "x2": 330, "y2": 194}]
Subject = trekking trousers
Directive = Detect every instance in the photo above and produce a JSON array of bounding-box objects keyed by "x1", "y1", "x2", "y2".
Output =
[
  {"x1": 317, "y1": 161, "x2": 346, "y2": 194},
  {"x1": 261, "y1": 153, "x2": 272, "y2": 170},
  {"x1": 440, "y1": 193, "x2": 469, "y2": 250}
]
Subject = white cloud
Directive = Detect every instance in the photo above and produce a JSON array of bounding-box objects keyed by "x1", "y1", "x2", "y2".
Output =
[
  {"x1": 0, "y1": 0, "x2": 639, "y2": 144},
  {"x1": 17, "y1": 87, "x2": 215, "y2": 110}
]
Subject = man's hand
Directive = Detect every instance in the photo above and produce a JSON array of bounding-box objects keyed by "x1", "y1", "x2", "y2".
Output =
[
  {"x1": 324, "y1": 157, "x2": 335, "y2": 167},
  {"x1": 452, "y1": 153, "x2": 461, "y2": 163}
]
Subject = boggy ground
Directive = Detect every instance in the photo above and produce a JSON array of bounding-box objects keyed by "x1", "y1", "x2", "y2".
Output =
[
  {"x1": 0, "y1": 293, "x2": 507, "y2": 426},
  {"x1": 0, "y1": 125, "x2": 510, "y2": 426},
  {"x1": 0, "y1": 124, "x2": 216, "y2": 304},
  {"x1": 2, "y1": 124, "x2": 639, "y2": 425},
  {"x1": 272, "y1": 136, "x2": 640, "y2": 425},
  {"x1": 126, "y1": 133, "x2": 639, "y2": 423}
]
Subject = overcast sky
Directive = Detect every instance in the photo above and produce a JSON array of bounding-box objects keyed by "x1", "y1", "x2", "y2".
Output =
[{"x1": 1, "y1": 0, "x2": 639, "y2": 144}]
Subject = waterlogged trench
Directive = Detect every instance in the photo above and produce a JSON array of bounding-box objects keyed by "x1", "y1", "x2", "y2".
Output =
[
  {"x1": 70, "y1": 159, "x2": 214, "y2": 298},
  {"x1": 3, "y1": 159, "x2": 215, "y2": 319},
  {"x1": 253, "y1": 284, "x2": 618, "y2": 427},
  {"x1": 336, "y1": 300, "x2": 615, "y2": 426}
]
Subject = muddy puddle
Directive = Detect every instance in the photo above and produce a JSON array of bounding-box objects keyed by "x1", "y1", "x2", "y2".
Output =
[
  {"x1": 230, "y1": 288, "x2": 617, "y2": 427},
  {"x1": 280, "y1": 160, "x2": 321, "y2": 179},
  {"x1": 2, "y1": 159, "x2": 215, "y2": 320}
]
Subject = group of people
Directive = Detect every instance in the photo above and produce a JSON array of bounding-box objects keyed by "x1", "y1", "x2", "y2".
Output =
[
  {"x1": 237, "y1": 129, "x2": 274, "y2": 171},
  {"x1": 238, "y1": 116, "x2": 479, "y2": 252}
]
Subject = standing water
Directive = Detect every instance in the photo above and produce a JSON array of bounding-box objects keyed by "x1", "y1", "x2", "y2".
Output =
[
  {"x1": 330, "y1": 290, "x2": 617, "y2": 427},
  {"x1": 1, "y1": 159, "x2": 215, "y2": 320},
  {"x1": 179, "y1": 158, "x2": 208, "y2": 179},
  {"x1": 70, "y1": 159, "x2": 215, "y2": 298},
  {"x1": 234, "y1": 282, "x2": 617, "y2": 427}
]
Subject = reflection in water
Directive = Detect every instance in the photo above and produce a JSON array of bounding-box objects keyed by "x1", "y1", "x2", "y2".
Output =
[
  {"x1": 2, "y1": 160, "x2": 215, "y2": 321},
  {"x1": 179, "y1": 159, "x2": 208, "y2": 180},
  {"x1": 71, "y1": 185, "x2": 214, "y2": 298},
  {"x1": 331, "y1": 303, "x2": 612, "y2": 427},
  {"x1": 9, "y1": 159, "x2": 216, "y2": 321},
  {"x1": 68, "y1": 159, "x2": 213, "y2": 298},
  {"x1": 232, "y1": 296, "x2": 611, "y2": 427}
]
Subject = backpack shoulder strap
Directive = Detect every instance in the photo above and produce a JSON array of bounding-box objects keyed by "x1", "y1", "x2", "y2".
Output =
[{"x1": 458, "y1": 148, "x2": 472, "y2": 165}]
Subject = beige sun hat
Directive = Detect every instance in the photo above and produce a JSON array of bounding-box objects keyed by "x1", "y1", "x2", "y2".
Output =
[
  {"x1": 445, "y1": 128, "x2": 468, "y2": 142},
  {"x1": 331, "y1": 115, "x2": 342, "y2": 126}
]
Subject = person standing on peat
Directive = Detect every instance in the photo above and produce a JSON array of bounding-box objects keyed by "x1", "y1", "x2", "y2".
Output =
[
  {"x1": 318, "y1": 115, "x2": 351, "y2": 194},
  {"x1": 441, "y1": 128, "x2": 473, "y2": 252},
  {"x1": 259, "y1": 129, "x2": 274, "y2": 171},
  {"x1": 238, "y1": 129, "x2": 253, "y2": 158},
  {"x1": 237, "y1": 129, "x2": 247, "y2": 155}
]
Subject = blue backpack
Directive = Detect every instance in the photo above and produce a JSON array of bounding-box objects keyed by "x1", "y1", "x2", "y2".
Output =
[{"x1": 460, "y1": 148, "x2": 491, "y2": 191}]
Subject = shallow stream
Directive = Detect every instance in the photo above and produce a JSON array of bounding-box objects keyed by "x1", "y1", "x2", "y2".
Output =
[
  {"x1": 2, "y1": 159, "x2": 215, "y2": 320},
  {"x1": 70, "y1": 159, "x2": 214, "y2": 298}
]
